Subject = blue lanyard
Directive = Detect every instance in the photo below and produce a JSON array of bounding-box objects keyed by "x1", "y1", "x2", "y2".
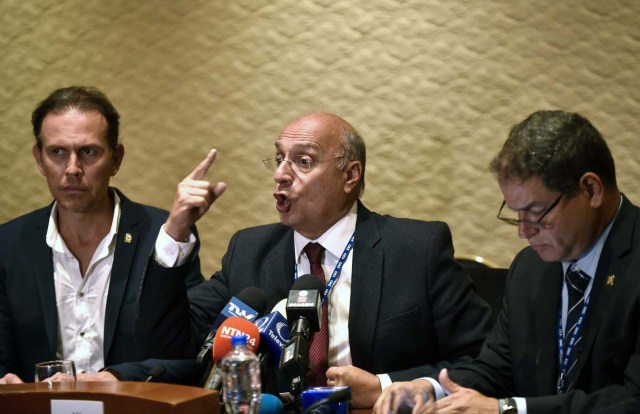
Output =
[
  {"x1": 556, "y1": 295, "x2": 590, "y2": 393},
  {"x1": 294, "y1": 233, "x2": 354, "y2": 304}
]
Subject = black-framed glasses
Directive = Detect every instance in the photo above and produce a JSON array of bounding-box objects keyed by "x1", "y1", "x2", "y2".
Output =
[{"x1": 496, "y1": 193, "x2": 564, "y2": 228}]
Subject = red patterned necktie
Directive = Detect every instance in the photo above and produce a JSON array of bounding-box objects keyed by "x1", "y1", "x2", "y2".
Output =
[{"x1": 304, "y1": 242, "x2": 328, "y2": 387}]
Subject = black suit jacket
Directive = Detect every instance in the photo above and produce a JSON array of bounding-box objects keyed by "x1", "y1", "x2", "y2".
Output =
[
  {"x1": 138, "y1": 202, "x2": 492, "y2": 383},
  {"x1": 449, "y1": 196, "x2": 640, "y2": 413},
  {"x1": 0, "y1": 189, "x2": 203, "y2": 381}
]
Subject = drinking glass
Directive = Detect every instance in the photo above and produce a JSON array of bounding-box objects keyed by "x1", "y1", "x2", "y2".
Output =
[{"x1": 34, "y1": 360, "x2": 76, "y2": 382}]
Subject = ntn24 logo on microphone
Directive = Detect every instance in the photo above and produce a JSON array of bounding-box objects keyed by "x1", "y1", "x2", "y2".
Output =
[{"x1": 219, "y1": 325, "x2": 259, "y2": 350}]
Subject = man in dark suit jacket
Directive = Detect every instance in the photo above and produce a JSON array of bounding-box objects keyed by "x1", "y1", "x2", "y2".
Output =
[
  {"x1": 0, "y1": 86, "x2": 202, "y2": 384},
  {"x1": 0, "y1": 190, "x2": 203, "y2": 382},
  {"x1": 137, "y1": 112, "x2": 492, "y2": 407},
  {"x1": 375, "y1": 111, "x2": 640, "y2": 413}
]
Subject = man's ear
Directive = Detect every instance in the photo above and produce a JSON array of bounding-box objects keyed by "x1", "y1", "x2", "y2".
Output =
[
  {"x1": 33, "y1": 144, "x2": 45, "y2": 176},
  {"x1": 579, "y1": 172, "x2": 604, "y2": 208},
  {"x1": 343, "y1": 161, "x2": 362, "y2": 195},
  {"x1": 111, "y1": 144, "x2": 125, "y2": 176}
]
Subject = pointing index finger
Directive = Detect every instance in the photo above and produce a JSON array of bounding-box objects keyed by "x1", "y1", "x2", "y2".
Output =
[{"x1": 188, "y1": 149, "x2": 217, "y2": 180}]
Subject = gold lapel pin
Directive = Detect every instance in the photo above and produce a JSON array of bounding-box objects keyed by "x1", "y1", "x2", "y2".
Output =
[
  {"x1": 124, "y1": 233, "x2": 133, "y2": 244},
  {"x1": 606, "y1": 274, "x2": 615, "y2": 287}
]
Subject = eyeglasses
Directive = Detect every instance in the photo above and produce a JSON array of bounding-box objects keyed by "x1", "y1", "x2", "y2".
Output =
[
  {"x1": 262, "y1": 155, "x2": 342, "y2": 174},
  {"x1": 496, "y1": 193, "x2": 563, "y2": 228}
]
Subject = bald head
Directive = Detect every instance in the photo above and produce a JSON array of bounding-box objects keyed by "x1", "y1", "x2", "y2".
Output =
[
  {"x1": 281, "y1": 112, "x2": 366, "y2": 196},
  {"x1": 287, "y1": 112, "x2": 357, "y2": 138}
]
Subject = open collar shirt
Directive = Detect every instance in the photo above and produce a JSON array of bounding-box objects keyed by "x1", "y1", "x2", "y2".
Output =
[{"x1": 46, "y1": 192, "x2": 121, "y2": 374}]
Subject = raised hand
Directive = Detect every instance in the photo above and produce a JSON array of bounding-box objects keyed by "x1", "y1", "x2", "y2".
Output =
[{"x1": 164, "y1": 149, "x2": 227, "y2": 241}]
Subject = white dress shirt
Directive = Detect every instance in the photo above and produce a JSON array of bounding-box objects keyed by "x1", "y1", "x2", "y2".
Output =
[
  {"x1": 46, "y1": 193, "x2": 121, "y2": 374},
  {"x1": 293, "y1": 203, "x2": 357, "y2": 370}
]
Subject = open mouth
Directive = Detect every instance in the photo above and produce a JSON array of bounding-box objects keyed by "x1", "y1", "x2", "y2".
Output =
[{"x1": 274, "y1": 193, "x2": 291, "y2": 213}]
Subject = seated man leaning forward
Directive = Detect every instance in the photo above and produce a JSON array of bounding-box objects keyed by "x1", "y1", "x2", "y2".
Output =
[
  {"x1": 374, "y1": 111, "x2": 640, "y2": 414},
  {"x1": 136, "y1": 112, "x2": 493, "y2": 407},
  {"x1": 0, "y1": 86, "x2": 203, "y2": 384}
]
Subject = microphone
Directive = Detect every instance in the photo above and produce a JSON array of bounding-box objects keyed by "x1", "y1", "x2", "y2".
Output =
[
  {"x1": 301, "y1": 386, "x2": 351, "y2": 414},
  {"x1": 144, "y1": 364, "x2": 166, "y2": 383},
  {"x1": 255, "y1": 299, "x2": 290, "y2": 364},
  {"x1": 259, "y1": 393, "x2": 284, "y2": 414},
  {"x1": 197, "y1": 287, "x2": 268, "y2": 365},
  {"x1": 212, "y1": 317, "x2": 261, "y2": 361},
  {"x1": 203, "y1": 316, "x2": 261, "y2": 390},
  {"x1": 272, "y1": 298, "x2": 288, "y2": 319},
  {"x1": 254, "y1": 299, "x2": 290, "y2": 392},
  {"x1": 279, "y1": 275, "x2": 325, "y2": 392}
]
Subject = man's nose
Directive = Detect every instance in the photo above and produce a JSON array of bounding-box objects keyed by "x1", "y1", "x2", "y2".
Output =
[
  {"x1": 65, "y1": 153, "x2": 82, "y2": 176},
  {"x1": 273, "y1": 159, "x2": 294, "y2": 182},
  {"x1": 517, "y1": 220, "x2": 539, "y2": 239}
]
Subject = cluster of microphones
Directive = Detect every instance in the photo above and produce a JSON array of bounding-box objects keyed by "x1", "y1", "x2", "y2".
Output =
[{"x1": 189, "y1": 274, "x2": 350, "y2": 414}]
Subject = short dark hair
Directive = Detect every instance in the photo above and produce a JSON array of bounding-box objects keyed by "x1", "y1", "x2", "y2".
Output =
[
  {"x1": 337, "y1": 127, "x2": 366, "y2": 196},
  {"x1": 490, "y1": 110, "x2": 617, "y2": 196},
  {"x1": 31, "y1": 86, "x2": 120, "y2": 151}
]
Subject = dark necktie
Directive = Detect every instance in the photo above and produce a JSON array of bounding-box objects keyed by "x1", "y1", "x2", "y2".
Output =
[
  {"x1": 304, "y1": 242, "x2": 328, "y2": 387},
  {"x1": 562, "y1": 265, "x2": 592, "y2": 391}
]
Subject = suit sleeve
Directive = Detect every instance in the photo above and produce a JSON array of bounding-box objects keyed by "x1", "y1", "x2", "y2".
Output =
[
  {"x1": 386, "y1": 222, "x2": 493, "y2": 382},
  {"x1": 447, "y1": 261, "x2": 517, "y2": 396},
  {"x1": 106, "y1": 358, "x2": 204, "y2": 385},
  {"x1": 136, "y1": 229, "x2": 237, "y2": 358},
  {"x1": 0, "y1": 257, "x2": 17, "y2": 378}
]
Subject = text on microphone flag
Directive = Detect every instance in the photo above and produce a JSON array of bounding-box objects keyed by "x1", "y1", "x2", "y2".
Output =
[
  {"x1": 224, "y1": 298, "x2": 260, "y2": 321},
  {"x1": 219, "y1": 325, "x2": 259, "y2": 349}
]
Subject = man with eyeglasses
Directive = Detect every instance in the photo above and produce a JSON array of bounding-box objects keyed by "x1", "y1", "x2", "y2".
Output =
[
  {"x1": 374, "y1": 110, "x2": 640, "y2": 413},
  {"x1": 136, "y1": 112, "x2": 493, "y2": 407}
]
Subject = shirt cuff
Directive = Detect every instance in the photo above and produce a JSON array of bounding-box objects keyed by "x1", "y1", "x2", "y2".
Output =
[
  {"x1": 514, "y1": 397, "x2": 527, "y2": 414},
  {"x1": 377, "y1": 373, "x2": 392, "y2": 389},
  {"x1": 154, "y1": 225, "x2": 196, "y2": 267},
  {"x1": 416, "y1": 377, "x2": 445, "y2": 401}
]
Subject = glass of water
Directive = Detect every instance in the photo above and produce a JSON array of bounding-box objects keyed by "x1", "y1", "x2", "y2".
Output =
[{"x1": 34, "y1": 360, "x2": 76, "y2": 382}]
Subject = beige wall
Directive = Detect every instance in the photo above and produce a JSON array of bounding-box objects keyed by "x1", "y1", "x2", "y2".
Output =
[{"x1": 2, "y1": 0, "x2": 639, "y2": 276}]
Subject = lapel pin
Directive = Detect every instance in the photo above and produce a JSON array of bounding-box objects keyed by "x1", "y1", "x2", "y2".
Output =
[
  {"x1": 606, "y1": 274, "x2": 615, "y2": 287},
  {"x1": 124, "y1": 233, "x2": 133, "y2": 244}
]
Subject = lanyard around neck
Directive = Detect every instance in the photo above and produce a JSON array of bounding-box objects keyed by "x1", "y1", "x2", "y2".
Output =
[
  {"x1": 556, "y1": 294, "x2": 591, "y2": 393},
  {"x1": 294, "y1": 233, "x2": 355, "y2": 304}
]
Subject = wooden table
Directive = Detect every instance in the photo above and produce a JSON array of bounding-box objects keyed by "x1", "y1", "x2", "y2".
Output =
[{"x1": 0, "y1": 381, "x2": 220, "y2": 414}]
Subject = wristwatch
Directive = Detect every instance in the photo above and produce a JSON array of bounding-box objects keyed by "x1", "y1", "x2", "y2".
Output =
[{"x1": 498, "y1": 398, "x2": 517, "y2": 414}]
